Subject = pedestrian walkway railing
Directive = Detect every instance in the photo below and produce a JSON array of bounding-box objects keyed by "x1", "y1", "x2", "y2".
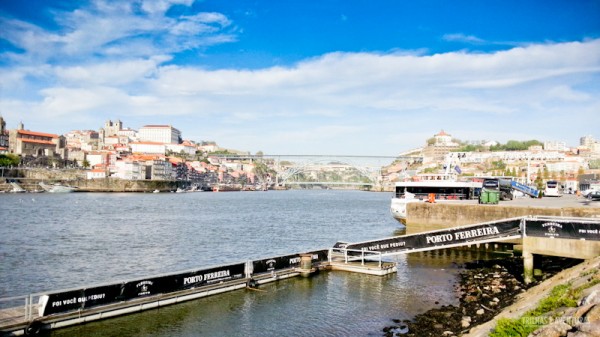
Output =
[
  {"x1": 328, "y1": 247, "x2": 383, "y2": 268},
  {"x1": 0, "y1": 294, "x2": 41, "y2": 325}
]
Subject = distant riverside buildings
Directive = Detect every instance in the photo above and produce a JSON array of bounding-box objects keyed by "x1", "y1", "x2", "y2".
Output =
[
  {"x1": 543, "y1": 141, "x2": 568, "y2": 152},
  {"x1": 138, "y1": 125, "x2": 181, "y2": 144},
  {"x1": 580, "y1": 135, "x2": 596, "y2": 147},
  {"x1": 7, "y1": 122, "x2": 66, "y2": 158},
  {"x1": 0, "y1": 116, "x2": 8, "y2": 152},
  {"x1": 422, "y1": 130, "x2": 460, "y2": 164}
]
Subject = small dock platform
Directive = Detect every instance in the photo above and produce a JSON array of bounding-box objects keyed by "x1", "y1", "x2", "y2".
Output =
[
  {"x1": 329, "y1": 261, "x2": 397, "y2": 275},
  {"x1": 0, "y1": 250, "x2": 395, "y2": 336},
  {"x1": 327, "y1": 248, "x2": 397, "y2": 276}
]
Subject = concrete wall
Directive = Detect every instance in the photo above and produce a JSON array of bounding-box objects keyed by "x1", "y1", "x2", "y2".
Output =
[
  {"x1": 73, "y1": 178, "x2": 182, "y2": 192},
  {"x1": 523, "y1": 236, "x2": 600, "y2": 260},
  {"x1": 407, "y1": 203, "x2": 600, "y2": 230}
]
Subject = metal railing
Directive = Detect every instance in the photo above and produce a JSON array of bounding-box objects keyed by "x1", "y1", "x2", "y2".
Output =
[
  {"x1": 329, "y1": 248, "x2": 383, "y2": 268},
  {"x1": 0, "y1": 294, "x2": 41, "y2": 326},
  {"x1": 394, "y1": 192, "x2": 468, "y2": 200}
]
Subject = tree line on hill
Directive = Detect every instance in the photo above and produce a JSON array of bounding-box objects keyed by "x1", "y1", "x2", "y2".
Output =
[{"x1": 457, "y1": 140, "x2": 544, "y2": 152}]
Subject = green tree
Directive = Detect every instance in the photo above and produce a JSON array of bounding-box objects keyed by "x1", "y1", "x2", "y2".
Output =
[
  {"x1": 535, "y1": 175, "x2": 544, "y2": 191},
  {"x1": 0, "y1": 154, "x2": 20, "y2": 167},
  {"x1": 82, "y1": 159, "x2": 90, "y2": 168},
  {"x1": 456, "y1": 144, "x2": 484, "y2": 152}
]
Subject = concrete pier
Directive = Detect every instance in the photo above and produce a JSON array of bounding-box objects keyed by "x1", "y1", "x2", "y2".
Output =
[{"x1": 405, "y1": 195, "x2": 600, "y2": 231}]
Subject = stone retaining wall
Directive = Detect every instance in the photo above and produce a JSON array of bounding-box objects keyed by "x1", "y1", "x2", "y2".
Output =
[{"x1": 407, "y1": 203, "x2": 600, "y2": 228}]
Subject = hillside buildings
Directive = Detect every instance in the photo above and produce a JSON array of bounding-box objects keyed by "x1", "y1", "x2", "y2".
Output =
[
  {"x1": 422, "y1": 130, "x2": 460, "y2": 163},
  {"x1": 7, "y1": 122, "x2": 66, "y2": 158},
  {"x1": 138, "y1": 125, "x2": 181, "y2": 144},
  {"x1": 0, "y1": 116, "x2": 8, "y2": 153}
]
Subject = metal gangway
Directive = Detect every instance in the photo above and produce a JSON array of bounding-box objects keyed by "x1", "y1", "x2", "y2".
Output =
[
  {"x1": 334, "y1": 216, "x2": 600, "y2": 257},
  {"x1": 510, "y1": 180, "x2": 540, "y2": 198}
]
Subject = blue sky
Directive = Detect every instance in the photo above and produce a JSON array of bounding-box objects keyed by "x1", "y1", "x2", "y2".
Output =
[{"x1": 0, "y1": 0, "x2": 599, "y2": 155}]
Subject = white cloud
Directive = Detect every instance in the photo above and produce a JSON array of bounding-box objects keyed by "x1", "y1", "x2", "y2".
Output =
[
  {"x1": 0, "y1": 0, "x2": 236, "y2": 65},
  {"x1": 1, "y1": 30, "x2": 599, "y2": 153},
  {"x1": 443, "y1": 33, "x2": 485, "y2": 44},
  {"x1": 547, "y1": 85, "x2": 591, "y2": 102}
]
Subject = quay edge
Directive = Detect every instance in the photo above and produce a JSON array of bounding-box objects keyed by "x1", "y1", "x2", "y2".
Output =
[{"x1": 404, "y1": 200, "x2": 600, "y2": 231}]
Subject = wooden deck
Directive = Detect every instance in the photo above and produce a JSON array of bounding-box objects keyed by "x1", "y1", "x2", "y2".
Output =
[{"x1": 0, "y1": 303, "x2": 37, "y2": 334}]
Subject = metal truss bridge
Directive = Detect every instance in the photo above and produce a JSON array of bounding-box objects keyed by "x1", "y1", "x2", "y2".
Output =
[{"x1": 211, "y1": 154, "x2": 422, "y2": 188}]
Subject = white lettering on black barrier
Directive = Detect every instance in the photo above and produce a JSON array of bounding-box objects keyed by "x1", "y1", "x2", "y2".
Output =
[
  {"x1": 183, "y1": 275, "x2": 203, "y2": 285},
  {"x1": 50, "y1": 292, "x2": 107, "y2": 308},
  {"x1": 425, "y1": 226, "x2": 500, "y2": 245},
  {"x1": 136, "y1": 280, "x2": 153, "y2": 296}
]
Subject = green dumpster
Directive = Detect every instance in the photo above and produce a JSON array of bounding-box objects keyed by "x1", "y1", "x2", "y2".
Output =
[
  {"x1": 479, "y1": 190, "x2": 489, "y2": 204},
  {"x1": 488, "y1": 190, "x2": 499, "y2": 204},
  {"x1": 479, "y1": 189, "x2": 500, "y2": 204}
]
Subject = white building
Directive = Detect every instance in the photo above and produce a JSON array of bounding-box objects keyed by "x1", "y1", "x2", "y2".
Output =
[
  {"x1": 165, "y1": 143, "x2": 196, "y2": 156},
  {"x1": 580, "y1": 135, "x2": 596, "y2": 148},
  {"x1": 86, "y1": 151, "x2": 116, "y2": 168},
  {"x1": 138, "y1": 125, "x2": 181, "y2": 144},
  {"x1": 544, "y1": 141, "x2": 568, "y2": 152},
  {"x1": 86, "y1": 168, "x2": 107, "y2": 179},
  {"x1": 545, "y1": 160, "x2": 583, "y2": 173},
  {"x1": 147, "y1": 160, "x2": 175, "y2": 180},
  {"x1": 131, "y1": 141, "x2": 166, "y2": 154},
  {"x1": 114, "y1": 160, "x2": 146, "y2": 180},
  {"x1": 104, "y1": 136, "x2": 120, "y2": 147},
  {"x1": 117, "y1": 128, "x2": 137, "y2": 140}
]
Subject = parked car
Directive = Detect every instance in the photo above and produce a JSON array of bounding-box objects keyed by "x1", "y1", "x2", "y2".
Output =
[
  {"x1": 588, "y1": 191, "x2": 600, "y2": 201},
  {"x1": 582, "y1": 189, "x2": 598, "y2": 197}
]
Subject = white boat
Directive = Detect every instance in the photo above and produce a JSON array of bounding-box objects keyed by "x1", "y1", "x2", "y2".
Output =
[
  {"x1": 39, "y1": 182, "x2": 78, "y2": 193},
  {"x1": 9, "y1": 182, "x2": 26, "y2": 193},
  {"x1": 390, "y1": 173, "x2": 481, "y2": 225}
]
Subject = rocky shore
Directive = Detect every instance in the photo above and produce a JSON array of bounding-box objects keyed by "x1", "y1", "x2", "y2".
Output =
[{"x1": 383, "y1": 256, "x2": 581, "y2": 337}]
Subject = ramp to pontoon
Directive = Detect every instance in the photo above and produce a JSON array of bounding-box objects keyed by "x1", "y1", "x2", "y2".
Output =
[
  {"x1": 510, "y1": 180, "x2": 540, "y2": 198},
  {"x1": 335, "y1": 216, "x2": 600, "y2": 257}
]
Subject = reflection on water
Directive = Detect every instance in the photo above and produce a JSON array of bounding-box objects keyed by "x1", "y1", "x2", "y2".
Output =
[{"x1": 0, "y1": 191, "x2": 495, "y2": 336}]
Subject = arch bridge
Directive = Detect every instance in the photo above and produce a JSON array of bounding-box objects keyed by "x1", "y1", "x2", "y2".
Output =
[{"x1": 210, "y1": 154, "x2": 422, "y2": 189}]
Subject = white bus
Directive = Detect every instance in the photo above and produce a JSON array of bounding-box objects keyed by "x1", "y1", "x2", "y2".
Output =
[{"x1": 544, "y1": 180, "x2": 562, "y2": 197}]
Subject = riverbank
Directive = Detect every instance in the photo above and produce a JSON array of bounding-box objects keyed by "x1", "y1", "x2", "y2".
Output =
[
  {"x1": 383, "y1": 255, "x2": 584, "y2": 337},
  {"x1": 465, "y1": 255, "x2": 600, "y2": 337}
]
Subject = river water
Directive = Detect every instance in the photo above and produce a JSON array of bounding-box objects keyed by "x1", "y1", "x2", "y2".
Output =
[{"x1": 0, "y1": 190, "x2": 488, "y2": 336}]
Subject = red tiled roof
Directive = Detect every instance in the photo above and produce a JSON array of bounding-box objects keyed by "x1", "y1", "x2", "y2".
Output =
[
  {"x1": 18, "y1": 130, "x2": 59, "y2": 138},
  {"x1": 21, "y1": 138, "x2": 55, "y2": 145}
]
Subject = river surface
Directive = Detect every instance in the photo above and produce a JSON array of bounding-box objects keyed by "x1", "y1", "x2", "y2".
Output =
[{"x1": 0, "y1": 190, "x2": 488, "y2": 336}]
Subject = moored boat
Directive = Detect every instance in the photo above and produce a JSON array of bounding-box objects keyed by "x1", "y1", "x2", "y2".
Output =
[
  {"x1": 390, "y1": 173, "x2": 481, "y2": 224},
  {"x1": 39, "y1": 182, "x2": 78, "y2": 193},
  {"x1": 9, "y1": 182, "x2": 26, "y2": 193}
]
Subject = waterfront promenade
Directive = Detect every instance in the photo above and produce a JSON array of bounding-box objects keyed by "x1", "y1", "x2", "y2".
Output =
[{"x1": 460, "y1": 194, "x2": 599, "y2": 208}]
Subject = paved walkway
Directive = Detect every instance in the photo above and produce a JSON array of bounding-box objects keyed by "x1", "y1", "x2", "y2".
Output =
[
  {"x1": 446, "y1": 194, "x2": 600, "y2": 208},
  {"x1": 501, "y1": 194, "x2": 600, "y2": 208}
]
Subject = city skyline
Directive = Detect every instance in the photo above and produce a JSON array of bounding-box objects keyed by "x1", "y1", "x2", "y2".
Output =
[{"x1": 1, "y1": 0, "x2": 599, "y2": 155}]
